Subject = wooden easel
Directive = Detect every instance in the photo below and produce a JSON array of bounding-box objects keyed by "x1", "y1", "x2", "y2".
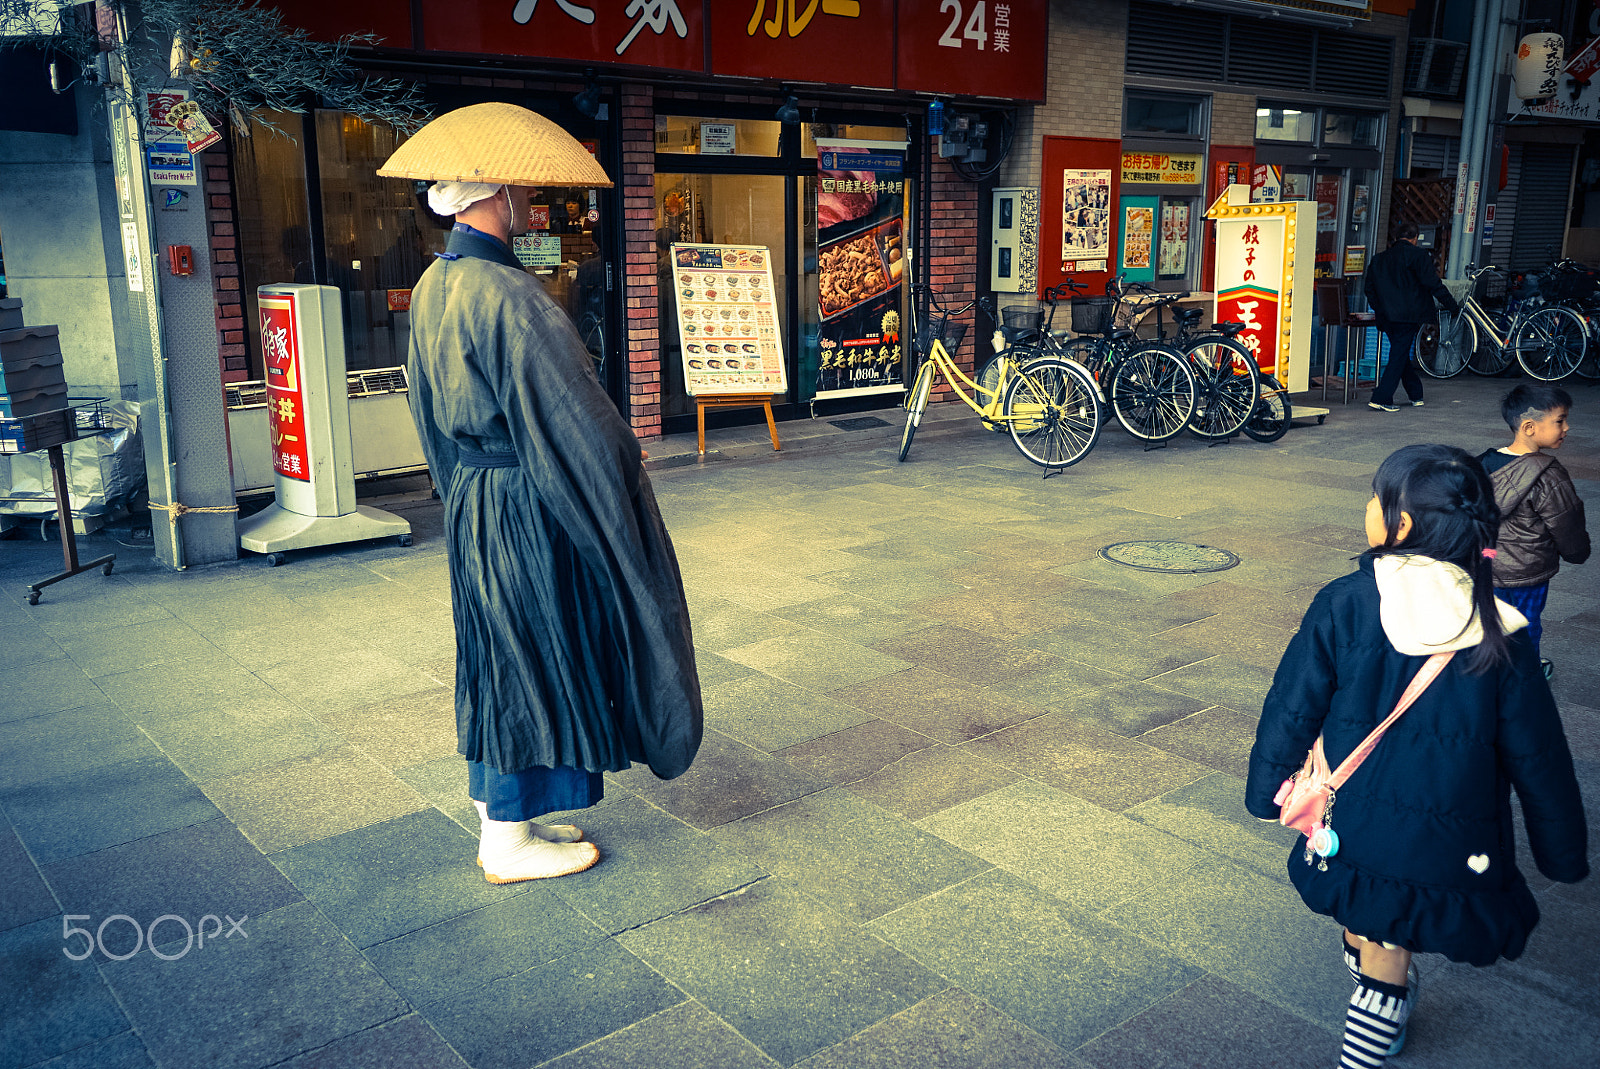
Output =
[{"x1": 696, "y1": 393, "x2": 780, "y2": 456}]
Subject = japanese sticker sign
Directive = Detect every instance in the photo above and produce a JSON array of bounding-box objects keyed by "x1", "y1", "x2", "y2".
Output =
[
  {"x1": 1120, "y1": 153, "x2": 1202, "y2": 185},
  {"x1": 816, "y1": 143, "x2": 907, "y2": 399},
  {"x1": 145, "y1": 90, "x2": 201, "y2": 187},
  {"x1": 670, "y1": 243, "x2": 787, "y2": 396},
  {"x1": 1122, "y1": 206, "x2": 1153, "y2": 270},
  {"x1": 1214, "y1": 218, "x2": 1284, "y2": 374},
  {"x1": 260, "y1": 293, "x2": 311, "y2": 481},
  {"x1": 1061, "y1": 169, "x2": 1111, "y2": 272}
]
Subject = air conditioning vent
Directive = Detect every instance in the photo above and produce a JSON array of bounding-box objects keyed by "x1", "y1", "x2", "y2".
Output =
[{"x1": 1405, "y1": 37, "x2": 1468, "y2": 98}]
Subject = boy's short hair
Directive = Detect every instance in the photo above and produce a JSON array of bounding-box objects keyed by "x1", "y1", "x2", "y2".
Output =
[{"x1": 1501, "y1": 384, "x2": 1573, "y2": 430}]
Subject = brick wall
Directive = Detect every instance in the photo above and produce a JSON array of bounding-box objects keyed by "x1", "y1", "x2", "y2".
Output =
[
  {"x1": 1211, "y1": 92, "x2": 1258, "y2": 146},
  {"x1": 620, "y1": 84, "x2": 662, "y2": 440},
  {"x1": 1005, "y1": 0, "x2": 1127, "y2": 189},
  {"x1": 924, "y1": 150, "x2": 982, "y2": 400},
  {"x1": 203, "y1": 144, "x2": 247, "y2": 383}
]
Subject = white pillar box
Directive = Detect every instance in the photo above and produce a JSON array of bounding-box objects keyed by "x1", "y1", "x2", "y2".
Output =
[{"x1": 237, "y1": 284, "x2": 410, "y2": 560}]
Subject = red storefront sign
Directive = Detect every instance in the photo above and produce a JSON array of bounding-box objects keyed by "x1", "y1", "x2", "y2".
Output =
[
  {"x1": 422, "y1": 0, "x2": 705, "y2": 71},
  {"x1": 897, "y1": 0, "x2": 1047, "y2": 101},
  {"x1": 260, "y1": 294, "x2": 312, "y2": 482},
  {"x1": 270, "y1": 0, "x2": 413, "y2": 48},
  {"x1": 274, "y1": 2, "x2": 1047, "y2": 99},
  {"x1": 710, "y1": 1, "x2": 894, "y2": 87}
]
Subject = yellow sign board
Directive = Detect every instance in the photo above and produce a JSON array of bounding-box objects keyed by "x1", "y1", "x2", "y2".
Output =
[{"x1": 1121, "y1": 152, "x2": 1203, "y2": 185}]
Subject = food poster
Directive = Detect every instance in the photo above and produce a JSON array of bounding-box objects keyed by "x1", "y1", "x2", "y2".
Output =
[
  {"x1": 1158, "y1": 201, "x2": 1191, "y2": 278},
  {"x1": 1061, "y1": 169, "x2": 1111, "y2": 271},
  {"x1": 1122, "y1": 206, "x2": 1153, "y2": 270},
  {"x1": 670, "y1": 243, "x2": 787, "y2": 396},
  {"x1": 815, "y1": 143, "x2": 908, "y2": 399}
]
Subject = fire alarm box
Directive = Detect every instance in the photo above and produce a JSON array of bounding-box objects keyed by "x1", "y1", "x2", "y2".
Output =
[{"x1": 167, "y1": 245, "x2": 194, "y2": 276}]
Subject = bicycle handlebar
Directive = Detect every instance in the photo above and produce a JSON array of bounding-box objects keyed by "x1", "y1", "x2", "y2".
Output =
[
  {"x1": 1043, "y1": 280, "x2": 1087, "y2": 303},
  {"x1": 912, "y1": 281, "x2": 983, "y2": 318}
]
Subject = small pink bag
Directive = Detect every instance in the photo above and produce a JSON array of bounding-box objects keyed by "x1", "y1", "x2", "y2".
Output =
[{"x1": 1275, "y1": 652, "x2": 1453, "y2": 864}]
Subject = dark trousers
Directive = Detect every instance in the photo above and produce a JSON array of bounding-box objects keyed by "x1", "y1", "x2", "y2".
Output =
[{"x1": 1372, "y1": 323, "x2": 1423, "y2": 405}]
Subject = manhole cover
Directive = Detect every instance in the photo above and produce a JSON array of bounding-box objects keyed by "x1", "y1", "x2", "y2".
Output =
[
  {"x1": 1099, "y1": 540, "x2": 1240, "y2": 573},
  {"x1": 828, "y1": 416, "x2": 892, "y2": 431}
]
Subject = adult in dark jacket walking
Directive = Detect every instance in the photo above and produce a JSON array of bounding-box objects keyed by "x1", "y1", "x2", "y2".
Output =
[
  {"x1": 378, "y1": 104, "x2": 703, "y2": 885},
  {"x1": 1363, "y1": 221, "x2": 1461, "y2": 411}
]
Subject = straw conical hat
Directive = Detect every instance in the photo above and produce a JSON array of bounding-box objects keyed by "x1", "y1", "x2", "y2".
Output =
[{"x1": 377, "y1": 102, "x2": 612, "y2": 188}]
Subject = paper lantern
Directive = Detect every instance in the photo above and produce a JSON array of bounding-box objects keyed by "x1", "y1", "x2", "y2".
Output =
[{"x1": 1514, "y1": 34, "x2": 1564, "y2": 100}]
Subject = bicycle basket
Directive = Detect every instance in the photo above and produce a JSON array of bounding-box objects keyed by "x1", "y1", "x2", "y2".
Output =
[
  {"x1": 1474, "y1": 270, "x2": 1507, "y2": 304},
  {"x1": 1547, "y1": 269, "x2": 1597, "y2": 302},
  {"x1": 1071, "y1": 296, "x2": 1115, "y2": 335},
  {"x1": 1001, "y1": 307, "x2": 1044, "y2": 331}
]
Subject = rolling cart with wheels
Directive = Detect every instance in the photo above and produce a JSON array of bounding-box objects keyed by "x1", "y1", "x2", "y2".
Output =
[{"x1": 1, "y1": 403, "x2": 115, "y2": 605}]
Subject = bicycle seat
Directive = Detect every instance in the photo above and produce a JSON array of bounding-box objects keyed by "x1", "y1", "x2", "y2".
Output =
[
  {"x1": 1110, "y1": 327, "x2": 1136, "y2": 341},
  {"x1": 1178, "y1": 309, "x2": 1205, "y2": 328},
  {"x1": 1215, "y1": 321, "x2": 1247, "y2": 337},
  {"x1": 999, "y1": 325, "x2": 1041, "y2": 345}
]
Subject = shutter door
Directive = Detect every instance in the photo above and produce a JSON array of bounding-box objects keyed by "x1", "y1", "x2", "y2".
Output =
[
  {"x1": 1509, "y1": 144, "x2": 1573, "y2": 271},
  {"x1": 1488, "y1": 144, "x2": 1520, "y2": 273},
  {"x1": 1409, "y1": 134, "x2": 1448, "y2": 174}
]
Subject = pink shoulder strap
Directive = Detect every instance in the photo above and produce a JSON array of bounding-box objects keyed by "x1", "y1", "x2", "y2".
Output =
[{"x1": 1326, "y1": 651, "x2": 1454, "y2": 791}]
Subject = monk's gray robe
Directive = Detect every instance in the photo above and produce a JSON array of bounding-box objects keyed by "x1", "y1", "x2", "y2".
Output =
[{"x1": 408, "y1": 226, "x2": 702, "y2": 779}]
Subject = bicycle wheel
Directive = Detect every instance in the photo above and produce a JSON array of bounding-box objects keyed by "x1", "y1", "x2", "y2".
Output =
[
  {"x1": 979, "y1": 348, "x2": 1034, "y2": 432},
  {"x1": 1575, "y1": 319, "x2": 1600, "y2": 379},
  {"x1": 1002, "y1": 357, "x2": 1102, "y2": 469},
  {"x1": 1420, "y1": 310, "x2": 1471, "y2": 378},
  {"x1": 1465, "y1": 314, "x2": 1512, "y2": 375},
  {"x1": 1185, "y1": 337, "x2": 1260, "y2": 440},
  {"x1": 1514, "y1": 305, "x2": 1587, "y2": 381},
  {"x1": 1110, "y1": 343, "x2": 1197, "y2": 443},
  {"x1": 1058, "y1": 337, "x2": 1107, "y2": 382},
  {"x1": 898, "y1": 359, "x2": 935, "y2": 462},
  {"x1": 1242, "y1": 374, "x2": 1293, "y2": 443}
]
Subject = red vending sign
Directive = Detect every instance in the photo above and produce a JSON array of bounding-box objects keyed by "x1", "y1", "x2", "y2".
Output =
[{"x1": 260, "y1": 294, "x2": 312, "y2": 481}]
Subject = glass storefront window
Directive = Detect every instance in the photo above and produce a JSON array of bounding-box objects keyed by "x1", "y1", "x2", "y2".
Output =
[
  {"x1": 655, "y1": 173, "x2": 788, "y2": 417},
  {"x1": 1255, "y1": 107, "x2": 1316, "y2": 142},
  {"x1": 799, "y1": 123, "x2": 907, "y2": 157},
  {"x1": 315, "y1": 110, "x2": 446, "y2": 373},
  {"x1": 231, "y1": 110, "x2": 316, "y2": 379},
  {"x1": 656, "y1": 116, "x2": 781, "y2": 156},
  {"x1": 1322, "y1": 110, "x2": 1382, "y2": 147},
  {"x1": 1125, "y1": 93, "x2": 1205, "y2": 136}
]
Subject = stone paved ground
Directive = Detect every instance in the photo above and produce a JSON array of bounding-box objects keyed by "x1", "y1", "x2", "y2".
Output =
[{"x1": 1, "y1": 373, "x2": 1596, "y2": 1069}]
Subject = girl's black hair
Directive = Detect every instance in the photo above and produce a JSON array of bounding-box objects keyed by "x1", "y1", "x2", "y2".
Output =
[{"x1": 1368, "y1": 443, "x2": 1510, "y2": 672}]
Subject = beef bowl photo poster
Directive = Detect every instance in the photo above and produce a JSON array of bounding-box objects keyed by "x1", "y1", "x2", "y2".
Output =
[{"x1": 815, "y1": 142, "x2": 908, "y2": 400}]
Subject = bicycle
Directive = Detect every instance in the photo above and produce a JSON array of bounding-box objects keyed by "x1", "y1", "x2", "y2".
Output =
[
  {"x1": 1528, "y1": 257, "x2": 1600, "y2": 381},
  {"x1": 1428, "y1": 264, "x2": 1587, "y2": 381},
  {"x1": 900, "y1": 284, "x2": 1102, "y2": 470},
  {"x1": 1052, "y1": 277, "x2": 1199, "y2": 445},
  {"x1": 1119, "y1": 282, "x2": 1261, "y2": 441}
]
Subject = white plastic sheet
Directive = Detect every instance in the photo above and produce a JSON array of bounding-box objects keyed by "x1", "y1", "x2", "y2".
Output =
[{"x1": 0, "y1": 400, "x2": 145, "y2": 519}]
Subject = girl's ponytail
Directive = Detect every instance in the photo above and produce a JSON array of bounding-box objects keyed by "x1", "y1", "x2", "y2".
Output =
[{"x1": 1369, "y1": 444, "x2": 1511, "y2": 673}]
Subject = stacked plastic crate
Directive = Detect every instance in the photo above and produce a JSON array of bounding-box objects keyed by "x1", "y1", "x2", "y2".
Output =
[{"x1": 0, "y1": 299, "x2": 76, "y2": 455}]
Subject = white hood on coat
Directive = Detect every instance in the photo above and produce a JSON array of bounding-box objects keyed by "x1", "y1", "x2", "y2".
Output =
[{"x1": 1373, "y1": 554, "x2": 1528, "y2": 655}]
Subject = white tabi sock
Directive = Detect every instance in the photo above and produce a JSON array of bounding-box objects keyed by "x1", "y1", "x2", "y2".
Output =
[{"x1": 472, "y1": 801, "x2": 599, "y2": 883}]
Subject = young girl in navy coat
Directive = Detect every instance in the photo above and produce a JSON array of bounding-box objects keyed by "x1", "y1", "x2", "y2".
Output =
[{"x1": 1247, "y1": 444, "x2": 1588, "y2": 1068}]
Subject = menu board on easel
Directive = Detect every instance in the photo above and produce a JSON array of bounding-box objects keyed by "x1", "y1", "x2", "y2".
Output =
[{"x1": 670, "y1": 243, "x2": 787, "y2": 396}]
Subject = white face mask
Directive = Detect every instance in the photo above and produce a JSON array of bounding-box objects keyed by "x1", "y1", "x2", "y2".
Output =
[{"x1": 505, "y1": 186, "x2": 532, "y2": 238}]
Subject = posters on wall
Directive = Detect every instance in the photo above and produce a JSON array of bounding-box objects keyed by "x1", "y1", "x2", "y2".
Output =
[
  {"x1": 815, "y1": 141, "x2": 907, "y2": 399},
  {"x1": 1123, "y1": 206, "x2": 1153, "y2": 270},
  {"x1": 669, "y1": 243, "x2": 787, "y2": 396},
  {"x1": 1158, "y1": 202, "x2": 1190, "y2": 278},
  {"x1": 1062, "y1": 169, "x2": 1111, "y2": 271}
]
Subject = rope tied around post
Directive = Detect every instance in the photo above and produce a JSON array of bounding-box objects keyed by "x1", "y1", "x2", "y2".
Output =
[{"x1": 147, "y1": 501, "x2": 239, "y2": 529}]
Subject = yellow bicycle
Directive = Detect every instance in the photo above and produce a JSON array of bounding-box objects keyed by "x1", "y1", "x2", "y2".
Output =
[{"x1": 899, "y1": 286, "x2": 1103, "y2": 470}]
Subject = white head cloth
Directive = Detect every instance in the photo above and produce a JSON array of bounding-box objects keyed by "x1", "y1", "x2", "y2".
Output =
[{"x1": 427, "y1": 180, "x2": 502, "y2": 216}]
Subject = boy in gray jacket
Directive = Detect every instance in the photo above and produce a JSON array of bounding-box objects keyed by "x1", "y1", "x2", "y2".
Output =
[{"x1": 1478, "y1": 384, "x2": 1591, "y2": 678}]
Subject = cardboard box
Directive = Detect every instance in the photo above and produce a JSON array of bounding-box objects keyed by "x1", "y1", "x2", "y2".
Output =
[
  {"x1": 0, "y1": 408, "x2": 75, "y2": 454},
  {"x1": 0, "y1": 351, "x2": 66, "y2": 394},
  {"x1": 0, "y1": 383, "x2": 69, "y2": 418},
  {"x1": 0, "y1": 325, "x2": 61, "y2": 364}
]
